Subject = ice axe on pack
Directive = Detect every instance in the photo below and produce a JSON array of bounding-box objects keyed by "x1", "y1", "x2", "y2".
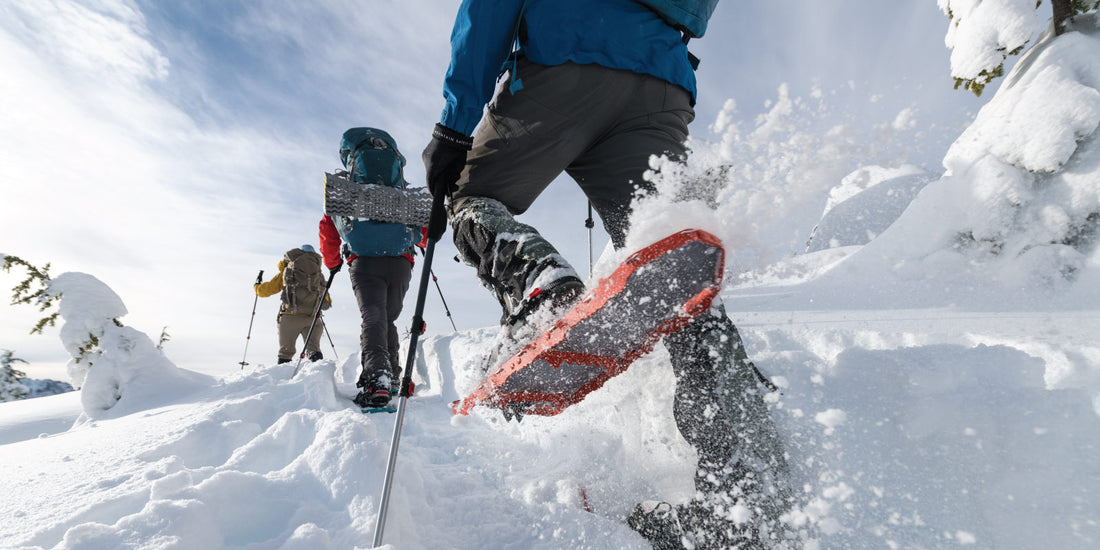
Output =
[{"x1": 291, "y1": 265, "x2": 339, "y2": 378}]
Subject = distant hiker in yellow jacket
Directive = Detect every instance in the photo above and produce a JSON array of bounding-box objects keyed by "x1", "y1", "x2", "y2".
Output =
[{"x1": 255, "y1": 245, "x2": 332, "y2": 364}]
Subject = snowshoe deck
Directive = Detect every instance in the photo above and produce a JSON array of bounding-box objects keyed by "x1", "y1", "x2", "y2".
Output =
[
  {"x1": 323, "y1": 172, "x2": 432, "y2": 225},
  {"x1": 452, "y1": 229, "x2": 724, "y2": 420}
]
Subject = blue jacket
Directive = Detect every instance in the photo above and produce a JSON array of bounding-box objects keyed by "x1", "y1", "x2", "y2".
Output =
[{"x1": 440, "y1": 0, "x2": 696, "y2": 136}]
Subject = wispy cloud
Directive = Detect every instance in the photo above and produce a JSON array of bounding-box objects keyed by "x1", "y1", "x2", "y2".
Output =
[
  {"x1": 3, "y1": 0, "x2": 169, "y2": 83},
  {"x1": 0, "y1": 0, "x2": 480, "y2": 375}
]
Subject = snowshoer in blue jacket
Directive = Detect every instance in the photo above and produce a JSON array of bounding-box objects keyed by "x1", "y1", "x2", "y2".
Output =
[{"x1": 422, "y1": 1, "x2": 792, "y2": 547}]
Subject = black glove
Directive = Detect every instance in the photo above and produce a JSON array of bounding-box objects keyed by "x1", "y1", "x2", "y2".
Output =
[
  {"x1": 422, "y1": 123, "x2": 472, "y2": 198},
  {"x1": 427, "y1": 192, "x2": 448, "y2": 242}
]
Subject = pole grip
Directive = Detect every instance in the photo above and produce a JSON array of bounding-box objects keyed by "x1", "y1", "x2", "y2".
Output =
[{"x1": 426, "y1": 191, "x2": 447, "y2": 242}]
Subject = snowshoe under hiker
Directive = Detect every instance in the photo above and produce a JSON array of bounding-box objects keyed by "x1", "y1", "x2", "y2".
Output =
[
  {"x1": 354, "y1": 371, "x2": 393, "y2": 408},
  {"x1": 628, "y1": 501, "x2": 686, "y2": 550}
]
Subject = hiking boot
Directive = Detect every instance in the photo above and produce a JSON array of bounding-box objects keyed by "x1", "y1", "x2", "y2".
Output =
[
  {"x1": 513, "y1": 275, "x2": 584, "y2": 321},
  {"x1": 308, "y1": 350, "x2": 323, "y2": 362},
  {"x1": 627, "y1": 501, "x2": 685, "y2": 550},
  {"x1": 277, "y1": 357, "x2": 291, "y2": 365},
  {"x1": 676, "y1": 497, "x2": 768, "y2": 550},
  {"x1": 504, "y1": 275, "x2": 585, "y2": 339},
  {"x1": 354, "y1": 371, "x2": 393, "y2": 408},
  {"x1": 483, "y1": 276, "x2": 585, "y2": 370},
  {"x1": 483, "y1": 276, "x2": 585, "y2": 372},
  {"x1": 630, "y1": 498, "x2": 769, "y2": 550}
]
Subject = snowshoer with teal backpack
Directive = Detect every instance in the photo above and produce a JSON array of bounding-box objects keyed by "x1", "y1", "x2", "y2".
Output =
[
  {"x1": 319, "y1": 128, "x2": 426, "y2": 409},
  {"x1": 422, "y1": 0, "x2": 793, "y2": 547}
]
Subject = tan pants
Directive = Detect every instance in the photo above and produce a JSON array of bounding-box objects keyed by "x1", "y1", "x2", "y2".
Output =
[{"x1": 277, "y1": 313, "x2": 323, "y2": 361}]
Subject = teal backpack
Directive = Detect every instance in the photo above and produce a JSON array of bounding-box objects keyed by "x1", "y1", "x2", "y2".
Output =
[
  {"x1": 333, "y1": 128, "x2": 419, "y2": 257},
  {"x1": 340, "y1": 127, "x2": 406, "y2": 186}
]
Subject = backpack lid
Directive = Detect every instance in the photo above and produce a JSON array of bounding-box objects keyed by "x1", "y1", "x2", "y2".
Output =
[
  {"x1": 339, "y1": 127, "x2": 406, "y2": 187},
  {"x1": 284, "y1": 248, "x2": 321, "y2": 271}
]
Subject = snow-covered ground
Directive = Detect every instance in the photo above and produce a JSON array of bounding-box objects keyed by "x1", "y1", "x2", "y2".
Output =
[{"x1": 2, "y1": 269, "x2": 1098, "y2": 549}]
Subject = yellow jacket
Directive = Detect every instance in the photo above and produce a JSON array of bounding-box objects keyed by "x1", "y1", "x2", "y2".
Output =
[{"x1": 254, "y1": 260, "x2": 287, "y2": 298}]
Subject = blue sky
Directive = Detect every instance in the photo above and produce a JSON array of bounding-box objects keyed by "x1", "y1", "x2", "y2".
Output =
[{"x1": 0, "y1": 0, "x2": 988, "y2": 378}]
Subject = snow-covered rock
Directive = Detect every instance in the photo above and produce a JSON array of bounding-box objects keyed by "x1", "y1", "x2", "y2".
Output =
[{"x1": 805, "y1": 165, "x2": 938, "y2": 252}]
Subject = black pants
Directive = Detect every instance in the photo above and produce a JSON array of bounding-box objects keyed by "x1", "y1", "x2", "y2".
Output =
[{"x1": 348, "y1": 256, "x2": 412, "y2": 386}]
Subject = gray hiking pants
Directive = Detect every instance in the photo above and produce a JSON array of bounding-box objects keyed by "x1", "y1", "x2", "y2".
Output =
[
  {"x1": 348, "y1": 256, "x2": 413, "y2": 386},
  {"x1": 451, "y1": 60, "x2": 692, "y2": 318},
  {"x1": 450, "y1": 60, "x2": 791, "y2": 530},
  {"x1": 276, "y1": 313, "x2": 323, "y2": 361},
  {"x1": 452, "y1": 59, "x2": 692, "y2": 246}
]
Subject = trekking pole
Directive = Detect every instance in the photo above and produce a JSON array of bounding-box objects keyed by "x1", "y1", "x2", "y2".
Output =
[
  {"x1": 291, "y1": 274, "x2": 338, "y2": 378},
  {"x1": 321, "y1": 316, "x2": 339, "y2": 361},
  {"x1": 239, "y1": 270, "x2": 264, "y2": 369},
  {"x1": 585, "y1": 201, "x2": 595, "y2": 277},
  {"x1": 430, "y1": 269, "x2": 457, "y2": 331},
  {"x1": 373, "y1": 192, "x2": 445, "y2": 546}
]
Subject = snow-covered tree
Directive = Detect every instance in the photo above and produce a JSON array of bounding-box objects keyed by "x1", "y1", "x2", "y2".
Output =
[
  {"x1": 941, "y1": 8, "x2": 1100, "y2": 270},
  {"x1": 3, "y1": 255, "x2": 118, "y2": 370},
  {"x1": 2, "y1": 255, "x2": 60, "y2": 335},
  {"x1": 4, "y1": 254, "x2": 210, "y2": 416},
  {"x1": 46, "y1": 272, "x2": 212, "y2": 419},
  {"x1": 156, "y1": 326, "x2": 171, "y2": 351},
  {"x1": 851, "y1": 9, "x2": 1100, "y2": 294},
  {"x1": 0, "y1": 349, "x2": 30, "y2": 402},
  {"x1": 939, "y1": 0, "x2": 1100, "y2": 96}
]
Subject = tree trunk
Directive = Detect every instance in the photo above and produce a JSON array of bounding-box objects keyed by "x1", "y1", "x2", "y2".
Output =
[{"x1": 1052, "y1": 0, "x2": 1072, "y2": 35}]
